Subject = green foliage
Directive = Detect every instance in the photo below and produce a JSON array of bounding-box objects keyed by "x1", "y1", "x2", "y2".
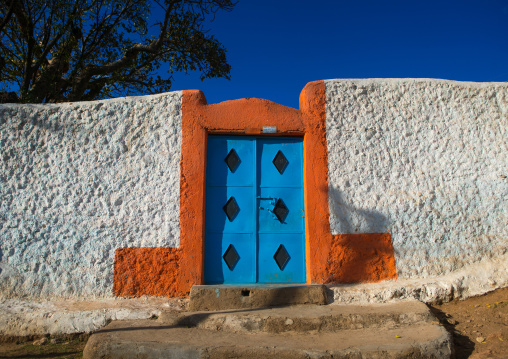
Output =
[{"x1": 0, "y1": 0, "x2": 235, "y2": 103}]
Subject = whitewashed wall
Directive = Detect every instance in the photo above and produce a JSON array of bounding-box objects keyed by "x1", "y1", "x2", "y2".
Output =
[
  {"x1": 1, "y1": 80, "x2": 506, "y2": 301},
  {"x1": 325, "y1": 79, "x2": 507, "y2": 282},
  {"x1": 0, "y1": 92, "x2": 182, "y2": 298}
]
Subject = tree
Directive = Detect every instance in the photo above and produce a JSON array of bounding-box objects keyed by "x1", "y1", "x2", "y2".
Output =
[{"x1": 0, "y1": 0, "x2": 236, "y2": 103}]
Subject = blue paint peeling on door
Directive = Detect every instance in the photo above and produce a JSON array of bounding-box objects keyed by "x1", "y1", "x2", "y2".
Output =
[{"x1": 205, "y1": 136, "x2": 305, "y2": 284}]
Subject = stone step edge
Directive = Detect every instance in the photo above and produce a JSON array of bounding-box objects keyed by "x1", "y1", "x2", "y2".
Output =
[
  {"x1": 83, "y1": 323, "x2": 453, "y2": 359},
  {"x1": 189, "y1": 284, "x2": 328, "y2": 311},
  {"x1": 160, "y1": 302, "x2": 437, "y2": 333}
]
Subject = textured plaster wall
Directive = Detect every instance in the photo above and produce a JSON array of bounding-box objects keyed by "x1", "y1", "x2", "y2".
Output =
[
  {"x1": 325, "y1": 79, "x2": 507, "y2": 279},
  {"x1": 0, "y1": 92, "x2": 182, "y2": 298},
  {"x1": 2, "y1": 80, "x2": 506, "y2": 301}
]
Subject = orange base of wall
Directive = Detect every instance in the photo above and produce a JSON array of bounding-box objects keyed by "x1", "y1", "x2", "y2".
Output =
[
  {"x1": 326, "y1": 233, "x2": 397, "y2": 283},
  {"x1": 113, "y1": 248, "x2": 183, "y2": 297},
  {"x1": 113, "y1": 234, "x2": 397, "y2": 297}
]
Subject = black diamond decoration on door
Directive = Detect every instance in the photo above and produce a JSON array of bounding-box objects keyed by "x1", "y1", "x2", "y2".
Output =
[
  {"x1": 272, "y1": 150, "x2": 288, "y2": 174},
  {"x1": 272, "y1": 198, "x2": 289, "y2": 223},
  {"x1": 224, "y1": 149, "x2": 240, "y2": 172},
  {"x1": 223, "y1": 244, "x2": 239, "y2": 270},
  {"x1": 223, "y1": 196, "x2": 239, "y2": 221},
  {"x1": 274, "y1": 244, "x2": 290, "y2": 270}
]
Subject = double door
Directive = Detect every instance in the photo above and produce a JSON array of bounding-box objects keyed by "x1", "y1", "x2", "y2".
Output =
[{"x1": 204, "y1": 136, "x2": 305, "y2": 284}]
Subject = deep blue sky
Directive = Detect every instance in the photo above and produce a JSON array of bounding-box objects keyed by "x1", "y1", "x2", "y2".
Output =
[{"x1": 169, "y1": 0, "x2": 508, "y2": 109}]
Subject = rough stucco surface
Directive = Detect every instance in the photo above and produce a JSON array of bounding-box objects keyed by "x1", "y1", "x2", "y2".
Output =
[
  {"x1": 331, "y1": 253, "x2": 508, "y2": 304},
  {"x1": 0, "y1": 92, "x2": 182, "y2": 299},
  {"x1": 325, "y1": 79, "x2": 507, "y2": 281},
  {"x1": 0, "y1": 297, "x2": 186, "y2": 336}
]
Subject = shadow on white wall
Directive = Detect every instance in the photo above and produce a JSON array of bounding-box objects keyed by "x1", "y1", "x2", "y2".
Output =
[{"x1": 328, "y1": 187, "x2": 389, "y2": 234}]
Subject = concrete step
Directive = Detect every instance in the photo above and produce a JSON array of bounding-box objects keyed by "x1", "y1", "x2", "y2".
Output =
[
  {"x1": 84, "y1": 322, "x2": 451, "y2": 359},
  {"x1": 162, "y1": 301, "x2": 436, "y2": 333},
  {"x1": 83, "y1": 301, "x2": 453, "y2": 358},
  {"x1": 189, "y1": 284, "x2": 328, "y2": 311}
]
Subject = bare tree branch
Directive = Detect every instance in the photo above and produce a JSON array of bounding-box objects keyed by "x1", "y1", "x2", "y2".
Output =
[{"x1": 0, "y1": 0, "x2": 14, "y2": 34}]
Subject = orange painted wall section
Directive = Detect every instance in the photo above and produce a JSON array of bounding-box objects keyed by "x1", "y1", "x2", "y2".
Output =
[
  {"x1": 113, "y1": 81, "x2": 398, "y2": 297},
  {"x1": 113, "y1": 247, "x2": 181, "y2": 297},
  {"x1": 326, "y1": 234, "x2": 397, "y2": 283}
]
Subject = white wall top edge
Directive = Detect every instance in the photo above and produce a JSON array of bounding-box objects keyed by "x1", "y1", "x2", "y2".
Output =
[
  {"x1": 0, "y1": 90, "x2": 183, "y2": 109},
  {"x1": 324, "y1": 78, "x2": 508, "y2": 87}
]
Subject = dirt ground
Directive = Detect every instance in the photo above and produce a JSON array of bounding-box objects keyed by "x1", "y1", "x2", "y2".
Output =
[
  {"x1": 0, "y1": 334, "x2": 89, "y2": 359},
  {"x1": 430, "y1": 287, "x2": 507, "y2": 359},
  {"x1": 0, "y1": 288, "x2": 506, "y2": 359}
]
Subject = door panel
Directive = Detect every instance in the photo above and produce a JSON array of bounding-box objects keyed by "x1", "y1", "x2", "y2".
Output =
[
  {"x1": 205, "y1": 186, "x2": 254, "y2": 233},
  {"x1": 257, "y1": 139, "x2": 303, "y2": 188},
  {"x1": 206, "y1": 137, "x2": 255, "y2": 187},
  {"x1": 205, "y1": 136, "x2": 305, "y2": 284},
  {"x1": 258, "y1": 233, "x2": 305, "y2": 283},
  {"x1": 257, "y1": 187, "x2": 304, "y2": 233},
  {"x1": 204, "y1": 233, "x2": 255, "y2": 284}
]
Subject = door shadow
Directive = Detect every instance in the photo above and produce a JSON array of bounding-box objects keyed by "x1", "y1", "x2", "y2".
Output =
[{"x1": 328, "y1": 187, "x2": 389, "y2": 234}]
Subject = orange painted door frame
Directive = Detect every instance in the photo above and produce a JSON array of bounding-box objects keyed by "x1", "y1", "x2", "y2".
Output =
[{"x1": 179, "y1": 81, "x2": 332, "y2": 291}]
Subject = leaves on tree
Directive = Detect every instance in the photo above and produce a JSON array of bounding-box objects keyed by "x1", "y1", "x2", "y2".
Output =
[{"x1": 0, "y1": 0, "x2": 236, "y2": 103}]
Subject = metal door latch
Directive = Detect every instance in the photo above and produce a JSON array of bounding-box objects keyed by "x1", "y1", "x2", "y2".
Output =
[{"x1": 257, "y1": 196, "x2": 279, "y2": 220}]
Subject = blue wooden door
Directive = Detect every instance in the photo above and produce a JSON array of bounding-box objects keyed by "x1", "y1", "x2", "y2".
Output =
[{"x1": 205, "y1": 136, "x2": 305, "y2": 284}]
